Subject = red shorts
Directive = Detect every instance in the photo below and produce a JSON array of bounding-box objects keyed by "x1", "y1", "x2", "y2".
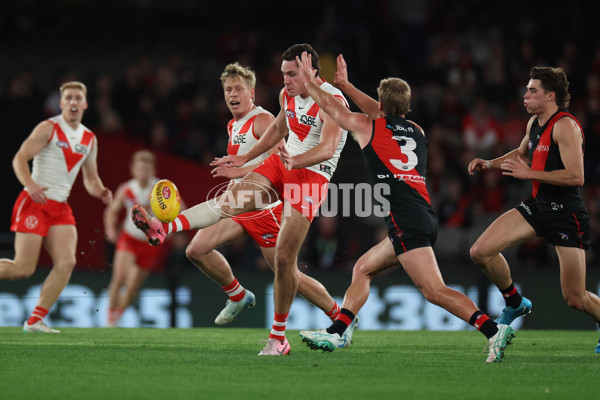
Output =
[
  {"x1": 10, "y1": 190, "x2": 76, "y2": 237},
  {"x1": 253, "y1": 154, "x2": 329, "y2": 222},
  {"x1": 233, "y1": 202, "x2": 282, "y2": 248},
  {"x1": 116, "y1": 231, "x2": 164, "y2": 270}
]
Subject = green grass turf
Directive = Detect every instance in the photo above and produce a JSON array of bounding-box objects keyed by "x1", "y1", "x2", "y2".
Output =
[{"x1": 0, "y1": 328, "x2": 598, "y2": 400}]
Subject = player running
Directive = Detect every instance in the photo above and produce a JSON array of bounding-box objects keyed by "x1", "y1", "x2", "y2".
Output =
[
  {"x1": 468, "y1": 67, "x2": 600, "y2": 353},
  {"x1": 104, "y1": 150, "x2": 165, "y2": 327},
  {"x1": 295, "y1": 52, "x2": 514, "y2": 362},
  {"x1": 131, "y1": 46, "x2": 351, "y2": 355},
  {"x1": 0, "y1": 81, "x2": 112, "y2": 332}
]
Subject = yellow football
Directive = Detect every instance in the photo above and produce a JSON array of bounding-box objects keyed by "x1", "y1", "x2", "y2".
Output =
[{"x1": 150, "y1": 179, "x2": 181, "y2": 223}]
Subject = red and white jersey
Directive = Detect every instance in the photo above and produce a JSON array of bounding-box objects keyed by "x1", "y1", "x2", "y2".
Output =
[
  {"x1": 283, "y1": 82, "x2": 348, "y2": 180},
  {"x1": 227, "y1": 106, "x2": 273, "y2": 182},
  {"x1": 120, "y1": 177, "x2": 160, "y2": 239},
  {"x1": 30, "y1": 115, "x2": 97, "y2": 202}
]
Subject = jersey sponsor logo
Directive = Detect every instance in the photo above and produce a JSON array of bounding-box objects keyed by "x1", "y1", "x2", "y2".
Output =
[
  {"x1": 25, "y1": 215, "x2": 39, "y2": 230},
  {"x1": 558, "y1": 232, "x2": 569, "y2": 240},
  {"x1": 520, "y1": 201, "x2": 532, "y2": 215},
  {"x1": 536, "y1": 144, "x2": 549, "y2": 152},
  {"x1": 387, "y1": 124, "x2": 415, "y2": 133},
  {"x1": 319, "y1": 165, "x2": 332, "y2": 175},
  {"x1": 56, "y1": 140, "x2": 69, "y2": 149},
  {"x1": 74, "y1": 143, "x2": 89, "y2": 154},
  {"x1": 300, "y1": 114, "x2": 317, "y2": 127},
  {"x1": 232, "y1": 133, "x2": 247, "y2": 145}
]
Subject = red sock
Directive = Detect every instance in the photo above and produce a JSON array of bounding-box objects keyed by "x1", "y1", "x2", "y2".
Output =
[
  {"x1": 164, "y1": 215, "x2": 190, "y2": 234},
  {"x1": 107, "y1": 308, "x2": 124, "y2": 326},
  {"x1": 268, "y1": 312, "x2": 288, "y2": 341},
  {"x1": 326, "y1": 302, "x2": 341, "y2": 322},
  {"x1": 222, "y1": 278, "x2": 246, "y2": 302},
  {"x1": 27, "y1": 306, "x2": 48, "y2": 325}
]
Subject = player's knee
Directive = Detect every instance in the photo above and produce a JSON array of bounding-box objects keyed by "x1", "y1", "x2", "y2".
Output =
[
  {"x1": 185, "y1": 242, "x2": 207, "y2": 261},
  {"x1": 274, "y1": 251, "x2": 295, "y2": 271},
  {"x1": 469, "y1": 243, "x2": 490, "y2": 265},
  {"x1": 421, "y1": 287, "x2": 443, "y2": 306}
]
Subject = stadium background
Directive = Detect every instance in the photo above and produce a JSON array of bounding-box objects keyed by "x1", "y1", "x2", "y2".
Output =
[{"x1": 0, "y1": 0, "x2": 599, "y2": 330}]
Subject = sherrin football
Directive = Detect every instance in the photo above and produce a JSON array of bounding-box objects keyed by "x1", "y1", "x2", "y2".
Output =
[{"x1": 150, "y1": 179, "x2": 181, "y2": 223}]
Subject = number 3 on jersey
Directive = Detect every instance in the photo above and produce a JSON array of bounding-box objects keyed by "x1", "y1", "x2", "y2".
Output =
[{"x1": 390, "y1": 136, "x2": 418, "y2": 171}]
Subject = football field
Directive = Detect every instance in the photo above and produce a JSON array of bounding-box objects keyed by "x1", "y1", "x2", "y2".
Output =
[{"x1": 0, "y1": 328, "x2": 597, "y2": 400}]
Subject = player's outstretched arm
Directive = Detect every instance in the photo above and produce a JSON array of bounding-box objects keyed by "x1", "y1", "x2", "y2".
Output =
[
  {"x1": 297, "y1": 52, "x2": 372, "y2": 149},
  {"x1": 468, "y1": 117, "x2": 534, "y2": 175},
  {"x1": 334, "y1": 54, "x2": 382, "y2": 120}
]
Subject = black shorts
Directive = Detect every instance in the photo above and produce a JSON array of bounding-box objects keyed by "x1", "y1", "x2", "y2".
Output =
[
  {"x1": 386, "y1": 208, "x2": 438, "y2": 256},
  {"x1": 517, "y1": 196, "x2": 590, "y2": 250}
]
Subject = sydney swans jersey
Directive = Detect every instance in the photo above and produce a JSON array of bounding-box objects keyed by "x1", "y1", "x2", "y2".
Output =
[
  {"x1": 527, "y1": 109, "x2": 587, "y2": 211},
  {"x1": 283, "y1": 82, "x2": 348, "y2": 179},
  {"x1": 121, "y1": 177, "x2": 160, "y2": 239},
  {"x1": 30, "y1": 115, "x2": 97, "y2": 202},
  {"x1": 227, "y1": 106, "x2": 273, "y2": 181},
  {"x1": 362, "y1": 116, "x2": 433, "y2": 214}
]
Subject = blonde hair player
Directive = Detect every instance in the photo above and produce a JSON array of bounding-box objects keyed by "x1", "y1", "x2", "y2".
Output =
[
  {"x1": 295, "y1": 52, "x2": 514, "y2": 363},
  {"x1": 131, "y1": 44, "x2": 350, "y2": 355},
  {"x1": 0, "y1": 81, "x2": 112, "y2": 332}
]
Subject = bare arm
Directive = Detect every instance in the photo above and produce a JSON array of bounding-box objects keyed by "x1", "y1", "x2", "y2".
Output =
[
  {"x1": 334, "y1": 54, "x2": 383, "y2": 120},
  {"x1": 468, "y1": 117, "x2": 534, "y2": 175},
  {"x1": 501, "y1": 117, "x2": 585, "y2": 186},
  {"x1": 81, "y1": 139, "x2": 113, "y2": 204},
  {"x1": 12, "y1": 121, "x2": 54, "y2": 203},
  {"x1": 296, "y1": 52, "x2": 372, "y2": 149},
  {"x1": 104, "y1": 184, "x2": 126, "y2": 243}
]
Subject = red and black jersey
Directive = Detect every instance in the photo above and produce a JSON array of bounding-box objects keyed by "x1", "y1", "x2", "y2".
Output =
[
  {"x1": 527, "y1": 109, "x2": 586, "y2": 212},
  {"x1": 361, "y1": 116, "x2": 434, "y2": 214}
]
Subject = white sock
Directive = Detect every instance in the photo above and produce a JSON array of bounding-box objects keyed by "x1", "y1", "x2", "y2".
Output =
[{"x1": 182, "y1": 199, "x2": 223, "y2": 229}]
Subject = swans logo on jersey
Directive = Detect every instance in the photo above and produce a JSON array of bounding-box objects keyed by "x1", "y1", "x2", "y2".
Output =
[
  {"x1": 56, "y1": 140, "x2": 69, "y2": 149},
  {"x1": 74, "y1": 143, "x2": 89, "y2": 154},
  {"x1": 162, "y1": 186, "x2": 171, "y2": 200},
  {"x1": 25, "y1": 215, "x2": 39, "y2": 230},
  {"x1": 232, "y1": 133, "x2": 246, "y2": 145},
  {"x1": 300, "y1": 115, "x2": 317, "y2": 127},
  {"x1": 286, "y1": 110, "x2": 296, "y2": 119}
]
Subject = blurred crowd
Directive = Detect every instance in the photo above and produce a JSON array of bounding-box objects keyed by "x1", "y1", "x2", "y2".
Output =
[{"x1": 1, "y1": 0, "x2": 599, "y2": 270}]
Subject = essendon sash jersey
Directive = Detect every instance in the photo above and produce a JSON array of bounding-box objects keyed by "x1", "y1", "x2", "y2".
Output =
[
  {"x1": 362, "y1": 116, "x2": 433, "y2": 213},
  {"x1": 527, "y1": 109, "x2": 586, "y2": 210}
]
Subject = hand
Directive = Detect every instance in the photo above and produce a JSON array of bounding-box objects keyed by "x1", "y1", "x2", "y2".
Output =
[
  {"x1": 278, "y1": 144, "x2": 294, "y2": 170},
  {"x1": 467, "y1": 158, "x2": 491, "y2": 175},
  {"x1": 334, "y1": 54, "x2": 350, "y2": 91},
  {"x1": 210, "y1": 155, "x2": 245, "y2": 168},
  {"x1": 296, "y1": 51, "x2": 316, "y2": 86},
  {"x1": 100, "y1": 188, "x2": 113, "y2": 205},
  {"x1": 26, "y1": 181, "x2": 48, "y2": 204},
  {"x1": 211, "y1": 164, "x2": 244, "y2": 179},
  {"x1": 501, "y1": 155, "x2": 530, "y2": 180}
]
